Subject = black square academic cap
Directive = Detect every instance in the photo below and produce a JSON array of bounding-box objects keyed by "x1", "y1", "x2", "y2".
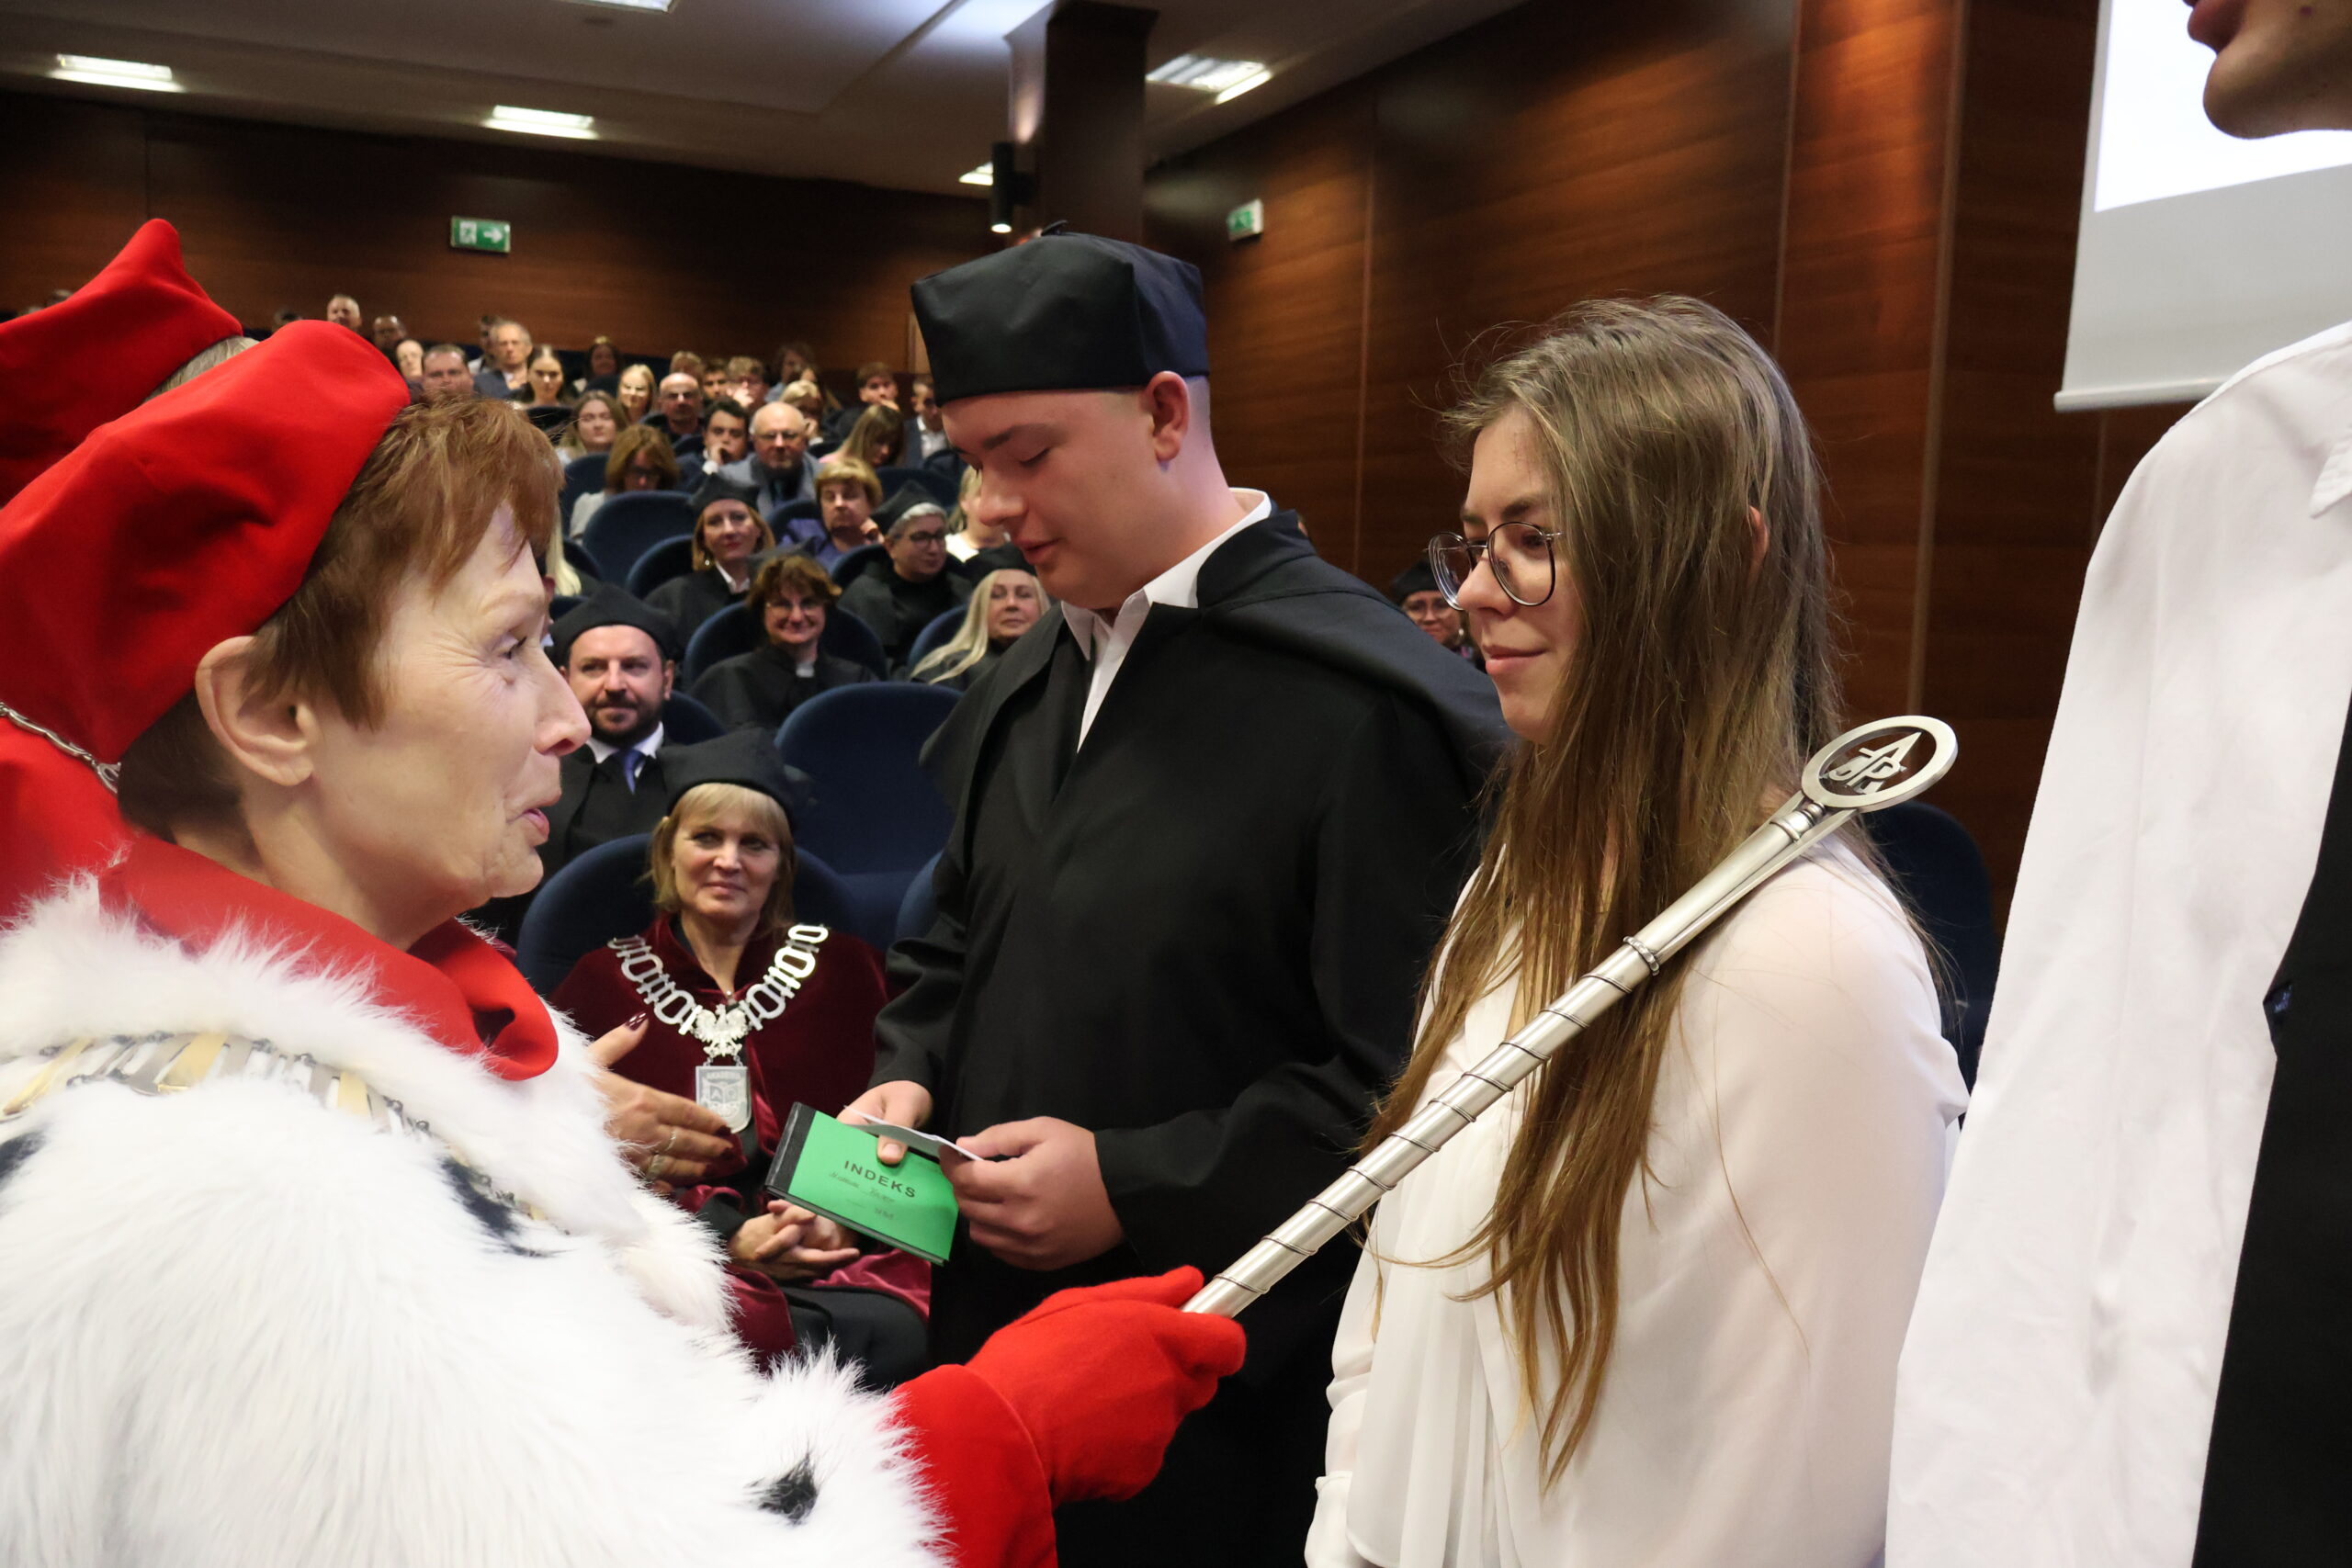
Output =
[
  {"x1": 1389, "y1": 559, "x2": 1441, "y2": 604},
  {"x1": 911, "y1": 225, "x2": 1210, "y2": 404},
  {"x1": 689, "y1": 469, "x2": 761, "y2": 517},
  {"x1": 660, "y1": 729, "x2": 813, "y2": 827},
  {"x1": 549, "y1": 582, "x2": 682, "y2": 668}
]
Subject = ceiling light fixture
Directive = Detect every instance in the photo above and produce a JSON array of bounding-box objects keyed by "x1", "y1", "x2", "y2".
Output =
[
  {"x1": 990, "y1": 222, "x2": 1013, "y2": 234},
  {"x1": 1147, "y1": 55, "x2": 1266, "y2": 95},
  {"x1": 560, "y1": 0, "x2": 674, "y2": 10},
  {"x1": 486, "y1": 105, "x2": 597, "y2": 140},
  {"x1": 52, "y1": 54, "x2": 182, "y2": 93},
  {"x1": 1213, "y1": 68, "x2": 1272, "y2": 105},
  {"x1": 959, "y1": 163, "x2": 995, "y2": 186}
]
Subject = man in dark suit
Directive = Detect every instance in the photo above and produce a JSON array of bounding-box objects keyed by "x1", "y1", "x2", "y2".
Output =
[
  {"x1": 541, "y1": 585, "x2": 682, "y2": 877},
  {"x1": 850, "y1": 231, "x2": 1507, "y2": 1568}
]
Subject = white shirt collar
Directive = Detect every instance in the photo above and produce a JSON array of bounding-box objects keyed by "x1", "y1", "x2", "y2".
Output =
[
  {"x1": 586, "y1": 720, "x2": 664, "y2": 767},
  {"x1": 1063, "y1": 489, "x2": 1272, "y2": 660}
]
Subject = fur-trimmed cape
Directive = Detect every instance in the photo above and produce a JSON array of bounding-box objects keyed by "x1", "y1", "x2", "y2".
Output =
[{"x1": 0, "y1": 877, "x2": 945, "y2": 1568}]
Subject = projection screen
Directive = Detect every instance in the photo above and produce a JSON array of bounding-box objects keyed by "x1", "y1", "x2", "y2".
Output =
[{"x1": 2059, "y1": 0, "x2": 2352, "y2": 410}]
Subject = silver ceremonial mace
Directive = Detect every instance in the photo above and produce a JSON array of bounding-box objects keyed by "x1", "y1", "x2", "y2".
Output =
[{"x1": 1184, "y1": 715, "x2": 1959, "y2": 1318}]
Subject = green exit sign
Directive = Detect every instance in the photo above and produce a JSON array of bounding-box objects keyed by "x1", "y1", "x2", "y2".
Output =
[
  {"x1": 450, "y1": 217, "x2": 512, "y2": 254},
  {"x1": 1226, "y1": 198, "x2": 1264, "y2": 243}
]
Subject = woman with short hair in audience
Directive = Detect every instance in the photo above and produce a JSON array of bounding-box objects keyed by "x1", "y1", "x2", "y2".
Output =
[
  {"x1": 557, "y1": 389, "x2": 623, "y2": 463},
  {"x1": 646, "y1": 475, "x2": 775, "y2": 643},
  {"x1": 616, "y1": 361, "x2": 656, "y2": 426},
  {"x1": 570, "y1": 423, "x2": 678, "y2": 539},
  {"x1": 551, "y1": 732, "x2": 925, "y2": 1379},
  {"x1": 910, "y1": 569, "x2": 1043, "y2": 693},
  {"x1": 691, "y1": 553, "x2": 878, "y2": 732},
  {"x1": 1308, "y1": 299, "x2": 1965, "y2": 1568},
  {"x1": 574, "y1": 335, "x2": 621, "y2": 396},
  {"x1": 515, "y1": 346, "x2": 574, "y2": 436},
  {"x1": 826, "y1": 403, "x2": 905, "y2": 472}
]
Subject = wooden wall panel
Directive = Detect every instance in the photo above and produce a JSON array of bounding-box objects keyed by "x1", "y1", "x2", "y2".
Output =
[{"x1": 0, "y1": 90, "x2": 988, "y2": 374}]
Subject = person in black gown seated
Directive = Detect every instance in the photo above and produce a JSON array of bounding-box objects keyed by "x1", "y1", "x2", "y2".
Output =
[
  {"x1": 690, "y1": 552, "x2": 880, "y2": 732},
  {"x1": 839, "y1": 496, "x2": 971, "y2": 673},
  {"x1": 909, "y1": 568, "x2": 1044, "y2": 692},
  {"x1": 646, "y1": 472, "x2": 775, "y2": 645}
]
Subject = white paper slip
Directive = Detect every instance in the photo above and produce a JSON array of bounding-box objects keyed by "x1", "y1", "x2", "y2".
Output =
[{"x1": 847, "y1": 1115, "x2": 987, "y2": 1166}]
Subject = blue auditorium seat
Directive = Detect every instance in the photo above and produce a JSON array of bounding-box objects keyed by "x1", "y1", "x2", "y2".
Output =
[
  {"x1": 683, "y1": 602, "x2": 889, "y2": 686},
  {"x1": 1865, "y1": 799, "x2": 2002, "y2": 1088},
  {"x1": 560, "y1": 454, "x2": 607, "y2": 520},
  {"x1": 582, "y1": 491, "x2": 694, "y2": 591},
  {"x1": 517, "y1": 833, "x2": 863, "y2": 997},
  {"x1": 876, "y1": 465, "x2": 957, "y2": 509},
  {"x1": 830, "y1": 543, "x2": 889, "y2": 590},
  {"x1": 660, "y1": 693, "x2": 726, "y2": 743},
  {"x1": 771, "y1": 498, "x2": 821, "y2": 529},
  {"x1": 626, "y1": 536, "x2": 696, "y2": 597},
  {"x1": 776, "y1": 685, "x2": 961, "y2": 949},
  {"x1": 905, "y1": 607, "x2": 968, "y2": 673},
  {"x1": 896, "y1": 852, "x2": 942, "y2": 946}
]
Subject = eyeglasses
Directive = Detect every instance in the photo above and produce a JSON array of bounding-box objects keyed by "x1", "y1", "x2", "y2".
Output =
[{"x1": 1429, "y1": 523, "x2": 1560, "y2": 608}]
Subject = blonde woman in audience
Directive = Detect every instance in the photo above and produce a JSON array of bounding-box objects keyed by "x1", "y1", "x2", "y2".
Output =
[
  {"x1": 910, "y1": 569, "x2": 1043, "y2": 693},
  {"x1": 646, "y1": 475, "x2": 775, "y2": 643},
  {"x1": 944, "y1": 465, "x2": 1023, "y2": 578},
  {"x1": 1308, "y1": 299, "x2": 1965, "y2": 1568},
  {"x1": 558, "y1": 389, "x2": 624, "y2": 462},
  {"x1": 570, "y1": 423, "x2": 678, "y2": 538},
  {"x1": 825, "y1": 403, "x2": 905, "y2": 472},
  {"x1": 616, "y1": 361, "x2": 657, "y2": 426}
]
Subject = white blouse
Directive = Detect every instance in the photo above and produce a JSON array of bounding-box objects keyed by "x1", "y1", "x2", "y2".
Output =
[{"x1": 1310, "y1": 849, "x2": 1965, "y2": 1568}]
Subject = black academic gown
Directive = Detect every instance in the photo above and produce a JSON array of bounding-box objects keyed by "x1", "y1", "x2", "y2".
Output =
[
  {"x1": 839, "y1": 567, "x2": 971, "y2": 672},
  {"x1": 689, "y1": 645, "x2": 879, "y2": 733},
  {"x1": 873, "y1": 513, "x2": 1506, "y2": 1568},
  {"x1": 470, "y1": 739, "x2": 673, "y2": 946},
  {"x1": 645, "y1": 567, "x2": 747, "y2": 648}
]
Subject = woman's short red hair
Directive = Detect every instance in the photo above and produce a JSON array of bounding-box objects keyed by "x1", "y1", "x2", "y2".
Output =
[{"x1": 119, "y1": 397, "x2": 560, "y2": 838}]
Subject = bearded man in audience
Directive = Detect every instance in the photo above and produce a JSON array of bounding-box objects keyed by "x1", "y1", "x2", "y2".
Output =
[
  {"x1": 652, "y1": 370, "x2": 707, "y2": 461},
  {"x1": 324, "y1": 294, "x2": 362, "y2": 333},
  {"x1": 840, "y1": 497, "x2": 971, "y2": 672},
  {"x1": 418, "y1": 344, "x2": 477, "y2": 400},
  {"x1": 725, "y1": 402, "x2": 820, "y2": 528},
  {"x1": 542, "y1": 587, "x2": 682, "y2": 882}
]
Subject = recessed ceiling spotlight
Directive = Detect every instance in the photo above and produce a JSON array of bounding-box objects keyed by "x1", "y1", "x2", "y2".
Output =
[
  {"x1": 1147, "y1": 55, "x2": 1266, "y2": 95},
  {"x1": 52, "y1": 54, "x2": 182, "y2": 93},
  {"x1": 486, "y1": 105, "x2": 597, "y2": 140},
  {"x1": 959, "y1": 163, "x2": 995, "y2": 187},
  {"x1": 560, "y1": 0, "x2": 674, "y2": 11},
  {"x1": 990, "y1": 221, "x2": 1013, "y2": 234}
]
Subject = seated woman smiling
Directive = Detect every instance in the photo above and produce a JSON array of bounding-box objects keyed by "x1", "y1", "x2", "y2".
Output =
[
  {"x1": 0, "y1": 325, "x2": 1243, "y2": 1567},
  {"x1": 554, "y1": 731, "x2": 924, "y2": 1380},
  {"x1": 690, "y1": 552, "x2": 878, "y2": 733}
]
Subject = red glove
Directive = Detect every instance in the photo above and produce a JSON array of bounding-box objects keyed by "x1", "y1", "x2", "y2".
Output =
[
  {"x1": 892, "y1": 1269, "x2": 1245, "y2": 1568},
  {"x1": 968, "y1": 1266, "x2": 1244, "y2": 1505}
]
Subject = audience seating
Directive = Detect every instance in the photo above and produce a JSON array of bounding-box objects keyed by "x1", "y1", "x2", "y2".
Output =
[
  {"x1": 896, "y1": 851, "x2": 942, "y2": 945},
  {"x1": 771, "y1": 498, "x2": 821, "y2": 528},
  {"x1": 682, "y1": 601, "x2": 889, "y2": 685},
  {"x1": 905, "y1": 607, "x2": 967, "y2": 671},
  {"x1": 660, "y1": 694, "x2": 726, "y2": 743},
  {"x1": 776, "y1": 684, "x2": 960, "y2": 951},
  {"x1": 560, "y1": 454, "x2": 607, "y2": 520},
  {"x1": 876, "y1": 466, "x2": 957, "y2": 509},
  {"x1": 582, "y1": 491, "x2": 695, "y2": 587},
  {"x1": 626, "y1": 536, "x2": 695, "y2": 597},
  {"x1": 831, "y1": 543, "x2": 888, "y2": 589},
  {"x1": 549, "y1": 593, "x2": 584, "y2": 622},
  {"x1": 516, "y1": 832, "x2": 864, "y2": 995},
  {"x1": 565, "y1": 540, "x2": 605, "y2": 582},
  {"x1": 1865, "y1": 799, "x2": 2002, "y2": 1088}
]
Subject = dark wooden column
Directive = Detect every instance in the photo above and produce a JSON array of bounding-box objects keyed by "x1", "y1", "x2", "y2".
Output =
[{"x1": 1010, "y1": 1, "x2": 1157, "y2": 241}]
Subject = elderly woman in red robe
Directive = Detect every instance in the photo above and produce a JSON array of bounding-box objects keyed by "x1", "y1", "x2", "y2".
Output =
[{"x1": 0, "y1": 320, "x2": 1241, "y2": 1567}]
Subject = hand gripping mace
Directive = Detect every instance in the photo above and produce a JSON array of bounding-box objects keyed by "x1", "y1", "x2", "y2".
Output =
[{"x1": 1184, "y1": 715, "x2": 1959, "y2": 1318}]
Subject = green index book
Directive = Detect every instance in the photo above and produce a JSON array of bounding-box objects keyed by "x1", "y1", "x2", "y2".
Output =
[{"x1": 764, "y1": 1103, "x2": 959, "y2": 1264}]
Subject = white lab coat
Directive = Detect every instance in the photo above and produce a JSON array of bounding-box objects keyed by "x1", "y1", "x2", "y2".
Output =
[
  {"x1": 1312, "y1": 850, "x2": 1962, "y2": 1567},
  {"x1": 1887, "y1": 319, "x2": 2352, "y2": 1566}
]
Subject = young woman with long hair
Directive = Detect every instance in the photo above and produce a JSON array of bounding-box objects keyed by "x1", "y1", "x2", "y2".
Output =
[{"x1": 1308, "y1": 299, "x2": 1966, "y2": 1567}]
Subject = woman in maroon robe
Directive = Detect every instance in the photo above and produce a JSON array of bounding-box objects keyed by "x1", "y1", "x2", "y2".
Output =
[{"x1": 554, "y1": 729, "x2": 928, "y2": 1378}]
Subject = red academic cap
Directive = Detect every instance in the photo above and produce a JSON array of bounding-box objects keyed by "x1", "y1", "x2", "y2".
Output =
[
  {"x1": 0, "y1": 220, "x2": 243, "y2": 506},
  {"x1": 0, "y1": 321, "x2": 408, "y2": 914}
]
